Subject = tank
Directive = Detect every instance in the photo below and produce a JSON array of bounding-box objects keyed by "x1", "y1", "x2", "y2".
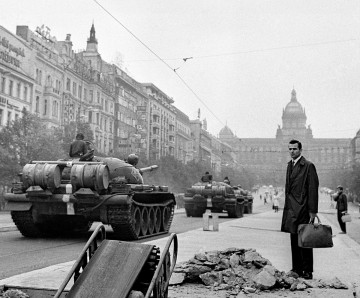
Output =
[
  {"x1": 233, "y1": 187, "x2": 253, "y2": 214},
  {"x1": 4, "y1": 156, "x2": 176, "y2": 240},
  {"x1": 184, "y1": 181, "x2": 244, "y2": 218}
]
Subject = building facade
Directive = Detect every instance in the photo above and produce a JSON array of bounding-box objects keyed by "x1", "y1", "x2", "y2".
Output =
[
  {"x1": 219, "y1": 89, "x2": 351, "y2": 186},
  {"x1": 0, "y1": 25, "x2": 34, "y2": 127},
  {"x1": 142, "y1": 83, "x2": 176, "y2": 160}
]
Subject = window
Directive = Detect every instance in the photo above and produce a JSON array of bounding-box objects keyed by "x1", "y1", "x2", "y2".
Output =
[
  {"x1": 78, "y1": 86, "x2": 82, "y2": 99},
  {"x1": 89, "y1": 90, "x2": 93, "y2": 102},
  {"x1": 56, "y1": 79, "x2": 61, "y2": 91},
  {"x1": 7, "y1": 111, "x2": 11, "y2": 125},
  {"x1": 1, "y1": 77, "x2": 5, "y2": 93},
  {"x1": 84, "y1": 88, "x2": 87, "y2": 101},
  {"x1": 23, "y1": 86, "x2": 28, "y2": 101},
  {"x1": 44, "y1": 99, "x2": 47, "y2": 115},
  {"x1": 52, "y1": 100, "x2": 58, "y2": 117},
  {"x1": 97, "y1": 91, "x2": 100, "y2": 103},
  {"x1": 35, "y1": 96, "x2": 39, "y2": 113},
  {"x1": 0, "y1": 109, "x2": 3, "y2": 125},
  {"x1": 9, "y1": 80, "x2": 13, "y2": 96},
  {"x1": 96, "y1": 113, "x2": 99, "y2": 125},
  {"x1": 72, "y1": 82, "x2": 77, "y2": 96},
  {"x1": 15, "y1": 114, "x2": 19, "y2": 121},
  {"x1": 66, "y1": 78, "x2": 70, "y2": 91},
  {"x1": 88, "y1": 111, "x2": 92, "y2": 123},
  {"x1": 17, "y1": 83, "x2": 21, "y2": 98},
  {"x1": 109, "y1": 121, "x2": 113, "y2": 133}
]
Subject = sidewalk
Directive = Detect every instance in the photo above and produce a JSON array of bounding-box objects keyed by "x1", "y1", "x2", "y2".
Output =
[{"x1": 1, "y1": 205, "x2": 360, "y2": 296}]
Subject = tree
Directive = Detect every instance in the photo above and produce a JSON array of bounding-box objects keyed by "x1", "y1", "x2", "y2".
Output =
[{"x1": 0, "y1": 109, "x2": 67, "y2": 181}]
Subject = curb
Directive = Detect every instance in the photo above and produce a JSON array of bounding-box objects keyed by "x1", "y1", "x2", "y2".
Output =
[{"x1": 0, "y1": 226, "x2": 17, "y2": 232}]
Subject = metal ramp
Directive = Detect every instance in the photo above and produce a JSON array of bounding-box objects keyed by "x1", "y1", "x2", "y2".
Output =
[
  {"x1": 54, "y1": 225, "x2": 178, "y2": 298},
  {"x1": 67, "y1": 240, "x2": 154, "y2": 297}
]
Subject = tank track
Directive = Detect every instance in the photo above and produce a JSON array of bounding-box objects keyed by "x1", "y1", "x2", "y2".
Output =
[
  {"x1": 109, "y1": 199, "x2": 175, "y2": 240},
  {"x1": 11, "y1": 210, "x2": 93, "y2": 237},
  {"x1": 11, "y1": 210, "x2": 44, "y2": 237}
]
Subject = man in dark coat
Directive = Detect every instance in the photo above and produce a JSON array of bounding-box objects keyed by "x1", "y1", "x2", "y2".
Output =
[
  {"x1": 281, "y1": 139, "x2": 319, "y2": 280},
  {"x1": 69, "y1": 133, "x2": 88, "y2": 158},
  {"x1": 333, "y1": 185, "x2": 348, "y2": 234},
  {"x1": 201, "y1": 171, "x2": 212, "y2": 183}
]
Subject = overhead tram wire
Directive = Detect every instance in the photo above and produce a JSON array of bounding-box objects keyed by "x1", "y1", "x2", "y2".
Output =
[
  {"x1": 126, "y1": 38, "x2": 358, "y2": 62},
  {"x1": 93, "y1": 0, "x2": 225, "y2": 128}
]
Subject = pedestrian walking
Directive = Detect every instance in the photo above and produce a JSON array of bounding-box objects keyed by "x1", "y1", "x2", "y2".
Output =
[
  {"x1": 333, "y1": 185, "x2": 348, "y2": 234},
  {"x1": 273, "y1": 196, "x2": 279, "y2": 212},
  {"x1": 281, "y1": 139, "x2": 319, "y2": 280}
]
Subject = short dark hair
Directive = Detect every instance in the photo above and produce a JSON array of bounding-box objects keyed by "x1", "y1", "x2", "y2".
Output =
[
  {"x1": 289, "y1": 139, "x2": 302, "y2": 150},
  {"x1": 205, "y1": 171, "x2": 209, "y2": 174},
  {"x1": 76, "y1": 133, "x2": 84, "y2": 140}
]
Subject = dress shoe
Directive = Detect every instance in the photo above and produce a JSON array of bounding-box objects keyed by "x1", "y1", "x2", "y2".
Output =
[
  {"x1": 288, "y1": 269, "x2": 301, "y2": 277},
  {"x1": 302, "y1": 272, "x2": 313, "y2": 280},
  {"x1": 339, "y1": 231, "x2": 346, "y2": 234}
]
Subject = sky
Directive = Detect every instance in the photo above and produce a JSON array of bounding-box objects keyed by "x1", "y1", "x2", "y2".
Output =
[{"x1": 1, "y1": 0, "x2": 360, "y2": 139}]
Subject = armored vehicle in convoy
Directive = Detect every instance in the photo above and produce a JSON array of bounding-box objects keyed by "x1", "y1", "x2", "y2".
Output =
[
  {"x1": 184, "y1": 181, "x2": 244, "y2": 218},
  {"x1": 4, "y1": 156, "x2": 176, "y2": 240},
  {"x1": 233, "y1": 187, "x2": 253, "y2": 214}
]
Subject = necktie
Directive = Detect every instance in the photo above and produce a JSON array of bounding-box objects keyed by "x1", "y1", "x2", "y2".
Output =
[{"x1": 290, "y1": 161, "x2": 294, "y2": 174}]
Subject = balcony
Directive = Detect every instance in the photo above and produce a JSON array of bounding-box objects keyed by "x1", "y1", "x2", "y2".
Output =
[
  {"x1": 44, "y1": 86, "x2": 61, "y2": 97},
  {"x1": 151, "y1": 120, "x2": 160, "y2": 128},
  {"x1": 152, "y1": 109, "x2": 160, "y2": 116}
]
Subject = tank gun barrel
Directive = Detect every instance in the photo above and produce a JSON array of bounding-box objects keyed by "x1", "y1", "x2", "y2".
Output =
[
  {"x1": 31, "y1": 161, "x2": 105, "y2": 166},
  {"x1": 139, "y1": 165, "x2": 158, "y2": 173}
]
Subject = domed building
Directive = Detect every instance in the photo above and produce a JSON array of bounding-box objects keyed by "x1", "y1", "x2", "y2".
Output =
[
  {"x1": 276, "y1": 89, "x2": 313, "y2": 140},
  {"x1": 219, "y1": 125, "x2": 235, "y2": 142},
  {"x1": 219, "y1": 89, "x2": 351, "y2": 186}
]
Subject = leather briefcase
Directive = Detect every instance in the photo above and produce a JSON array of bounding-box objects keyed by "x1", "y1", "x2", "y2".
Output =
[
  {"x1": 298, "y1": 216, "x2": 333, "y2": 248},
  {"x1": 341, "y1": 213, "x2": 352, "y2": 223}
]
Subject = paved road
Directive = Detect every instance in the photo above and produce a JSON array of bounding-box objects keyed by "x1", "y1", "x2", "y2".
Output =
[{"x1": 0, "y1": 192, "x2": 269, "y2": 280}]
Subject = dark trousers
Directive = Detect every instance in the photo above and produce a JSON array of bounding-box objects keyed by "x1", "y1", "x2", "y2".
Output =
[
  {"x1": 337, "y1": 210, "x2": 346, "y2": 233},
  {"x1": 290, "y1": 233, "x2": 313, "y2": 273}
]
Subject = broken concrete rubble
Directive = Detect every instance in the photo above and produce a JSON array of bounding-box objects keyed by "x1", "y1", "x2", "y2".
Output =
[{"x1": 170, "y1": 247, "x2": 349, "y2": 295}]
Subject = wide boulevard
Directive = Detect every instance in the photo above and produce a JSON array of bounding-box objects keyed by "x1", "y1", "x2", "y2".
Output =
[{"x1": 0, "y1": 189, "x2": 359, "y2": 280}]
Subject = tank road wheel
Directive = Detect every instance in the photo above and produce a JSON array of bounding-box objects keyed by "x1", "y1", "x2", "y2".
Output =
[
  {"x1": 132, "y1": 206, "x2": 142, "y2": 238},
  {"x1": 140, "y1": 207, "x2": 149, "y2": 236},
  {"x1": 11, "y1": 210, "x2": 43, "y2": 238},
  {"x1": 161, "y1": 206, "x2": 171, "y2": 232},
  {"x1": 110, "y1": 205, "x2": 142, "y2": 240},
  {"x1": 148, "y1": 207, "x2": 155, "y2": 235},
  {"x1": 154, "y1": 207, "x2": 162, "y2": 233}
]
